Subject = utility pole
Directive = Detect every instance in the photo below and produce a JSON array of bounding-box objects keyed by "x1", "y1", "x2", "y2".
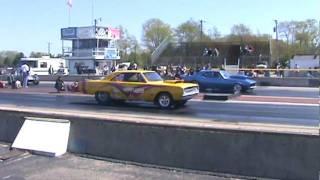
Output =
[
  {"x1": 134, "y1": 45, "x2": 137, "y2": 62},
  {"x1": 274, "y1": 20, "x2": 279, "y2": 63},
  {"x1": 94, "y1": 18, "x2": 102, "y2": 50},
  {"x1": 47, "y1": 42, "x2": 52, "y2": 56},
  {"x1": 200, "y1": 20, "x2": 205, "y2": 42},
  {"x1": 318, "y1": 20, "x2": 320, "y2": 63}
]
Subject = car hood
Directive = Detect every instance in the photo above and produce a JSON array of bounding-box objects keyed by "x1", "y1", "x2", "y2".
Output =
[
  {"x1": 230, "y1": 75, "x2": 251, "y2": 80},
  {"x1": 227, "y1": 76, "x2": 256, "y2": 84}
]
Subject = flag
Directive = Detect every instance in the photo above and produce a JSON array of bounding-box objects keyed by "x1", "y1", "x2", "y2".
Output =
[{"x1": 67, "y1": 0, "x2": 72, "y2": 8}]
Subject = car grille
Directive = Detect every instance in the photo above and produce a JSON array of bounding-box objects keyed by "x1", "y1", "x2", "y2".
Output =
[{"x1": 250, "y1": 83, "x2": 256, "y2": 87}]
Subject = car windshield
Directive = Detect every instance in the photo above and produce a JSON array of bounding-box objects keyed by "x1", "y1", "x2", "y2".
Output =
[
  {"x1": 219, "y1": 71, "x2": 230, "y2": 79},
  {"x1": 143, "y1": 72, "x2": 163, "y2": 81}
]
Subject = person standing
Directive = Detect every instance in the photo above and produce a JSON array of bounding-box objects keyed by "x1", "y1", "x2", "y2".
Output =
[
  {"x1": 20, "y1": 63, "x2": 30, "y2": 88},
  {"x1": 48, "y1": 65, "x2": 54, "y2": 75}
]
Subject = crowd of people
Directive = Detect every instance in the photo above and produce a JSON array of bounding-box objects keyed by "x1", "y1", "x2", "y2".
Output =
[
  {"x1": 203, "y1": 48, "x2": 220, "y2": 57},
  {"x1": 1, "y1": 60, "x2": 317, "y2": 93}
]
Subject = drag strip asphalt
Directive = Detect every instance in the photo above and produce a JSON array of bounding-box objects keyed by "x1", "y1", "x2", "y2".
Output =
[{"x1": 0, "y1": 91, "x2": 318, "y2": 127}]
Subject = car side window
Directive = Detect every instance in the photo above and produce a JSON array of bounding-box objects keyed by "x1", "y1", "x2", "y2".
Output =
[
  {"x1": 202, "y1": 72, "x2": 212, "y2": 78},
  {"x1": 111, "y1": 73, "x2": 146, "y2": 82},
  {"x1": 137, "y1": 73, "x2": 146, "y2": 83},
  {"x1": 112, "y1": 73, "x2": 125, "y2": 81},
  {"x1": 201, "y1": 72, "x2": 221, "y2": 79},
  {"x1": 213, "y1": 72, "x2": 221, "y2": 78}
]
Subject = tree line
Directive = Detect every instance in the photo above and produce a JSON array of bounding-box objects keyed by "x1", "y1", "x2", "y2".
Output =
[
  {"x1": 118, "y1": 18, "x2": 319, "y2": 66},
  {"x1": 1, "y1": 18, "x2": 318, "y2": 67}
]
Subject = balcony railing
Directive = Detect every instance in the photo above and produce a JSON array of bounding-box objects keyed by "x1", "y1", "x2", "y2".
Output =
[
  {"x1": 92, "y1": 48, "x2": 120, "y2": 60},
  {"x1": 62, "y1": 48, "x2": 120, "y2": 60}
]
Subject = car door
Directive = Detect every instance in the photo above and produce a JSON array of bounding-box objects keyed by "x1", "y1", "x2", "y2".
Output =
[
  {"x1": 109, "y1": 72, "x2": 131, "y2": 100},
  {"x1": 211, "y1": 71, "x2": 232, "y2": 92},
  {"x1": 196, "y1": 71, "x2": 221, "y2": 92},
  {"x1": 122, "y1": 72, "x2": 148, "y2": 101},
  {"x1": 110, "y1": 72, "x2": 145, "y2": 100}
]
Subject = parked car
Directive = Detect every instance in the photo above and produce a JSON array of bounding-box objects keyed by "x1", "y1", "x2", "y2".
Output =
[
  {"x1": 80, "y1": 70, "x2": 199, "y2": 109},
  {"x1": 183, "y1": 70, "x2": 256, "y2": 94},
  {"x1": 255, "y1": 62, "x2": 268, "y2": 74}
]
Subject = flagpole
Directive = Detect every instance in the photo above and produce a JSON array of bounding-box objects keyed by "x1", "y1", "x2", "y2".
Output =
[
  {"x1": 91, "y1": 0, "x2": 94, "y2": 25},
  {"x1": 68, "y1": 7, "x2": 71, "y2": 26},
  {"x1": 66, "y1": 0, "x2": 72, "y2": 26}
]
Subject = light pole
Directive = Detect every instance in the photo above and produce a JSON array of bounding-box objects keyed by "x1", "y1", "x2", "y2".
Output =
[
  {"x1": 274, "y1": 20, "x2": 279, "y2": 63},
  {"x1": 47, "y1": 42, "x2": 52, "y2": 57},
  {"x1": 200, "y1": 20, "x2": 206, "y2": 42}
]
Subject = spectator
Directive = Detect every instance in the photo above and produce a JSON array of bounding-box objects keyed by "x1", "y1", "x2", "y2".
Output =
[
  {"x1": 54, "y1": 76, "x2": 65, "y2": 93},
  {"x1": 294, "y1": 64, "x2": 300, "y2": 76},
  {"x1": 203, "y1": 48, "x2": 208, "y2": 56},
  {"x1": 188, "y1": 68, "x2": 194, "y2": 76},
  {"x1": 20, "y1": 63, "x2": 30, "y2": 88},
  {"x1": 67, "y1": 80, "x2": 79, "y2": 92},
  {"x1": 48, "y1": 65, "x2": 54, "y2": 75},
  {"x1": 111, "y1": 66, "x2": 116, "y2": 72},
  {"x1": 207, "y1": 48, "x2": 213, "y2": 56},
  {"x1": 213, "y1": 48, "x2": 220, "y2": 57}
]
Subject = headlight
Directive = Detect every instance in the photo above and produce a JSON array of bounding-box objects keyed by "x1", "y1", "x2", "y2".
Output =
[{"x1": 183, "y1": 87, "x2": 199, "y2": 96}]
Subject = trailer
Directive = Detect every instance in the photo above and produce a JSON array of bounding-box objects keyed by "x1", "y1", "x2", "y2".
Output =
[{"x1": 20, "y1": 56, "x2": 68, "y2": 76}]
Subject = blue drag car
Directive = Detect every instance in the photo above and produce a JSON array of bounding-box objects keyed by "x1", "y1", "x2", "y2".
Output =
[{"x1": 183, "y1": 70, "x2": 256, "y2": 94}]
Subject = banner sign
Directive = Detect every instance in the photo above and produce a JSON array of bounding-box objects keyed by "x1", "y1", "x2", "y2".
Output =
[
  {"x1": 104, "y1": 48, "x2": 120, "y2": 60},
  {"x1": 77, "y1": 27, "x2": 95, "y2": 39},
  {"x1": 61, "y1": 27, "x2": 77, "y2": 39},
  {"x1": 107, "y1": 27, "x2": 121, "y2": 40},
  {"x1": 95, "y1": 27, "x2": 108, "y2": 39}
]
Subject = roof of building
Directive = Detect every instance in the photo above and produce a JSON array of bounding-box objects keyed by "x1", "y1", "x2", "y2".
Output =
[{"x1": 292, "y1": 55, "x2": 318, "y2": 60}]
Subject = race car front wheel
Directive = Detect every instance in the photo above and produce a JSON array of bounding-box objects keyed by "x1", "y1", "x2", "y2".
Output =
[
  {"x1": 233, "y1": 84, "x2": 242, "y2": 94},
  {"x1": 95, "y1": 92, "x2": 111, "y2": 105}
]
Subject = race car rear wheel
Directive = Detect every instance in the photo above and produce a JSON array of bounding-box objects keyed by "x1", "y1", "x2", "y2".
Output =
[
  {"x1": 156, "y1": 93, "x2": 173, "y2": 109},
  {"x1": 95, "y1": 92, "x2": 111, "y2": 105}
]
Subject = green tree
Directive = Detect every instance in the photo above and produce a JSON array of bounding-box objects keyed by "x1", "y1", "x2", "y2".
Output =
[
  {"x1": 13, "y1": 52, "x2": 24, "y2": 66},
  {"x1": 142, "y1": 18, "x2": 172, "y2": 51},
  {"x1": 0, "y1": 51, "x2": 22, "y2": 67},
  {"x1": 175, "y1": 19, "x2": 200, "y2": 43},
  {"x1": 3, "y1": 57, "x2": 11, "y2": 66},
  {"x1": 278, "y1": 21, "x2": 295, "y2": 47},
  {"x1": 208, "y1": 26, "x2": 221, "y2": 40},
  {"x1": 293, "y1": 19, "x2": 318, "y2": 48},
  {"x1": 30, "y1": 51, "x2": 47, "y2": 58},
  {"x1": 117, "y1": 26, "x2": 138, "y2": 61},
  {"x1": 229, "y1": 24, "x2": 253, "y2": 42}
]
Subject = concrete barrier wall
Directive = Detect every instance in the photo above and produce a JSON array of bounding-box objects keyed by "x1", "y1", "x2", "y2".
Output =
[
  {"x1": 256, "y1": 77, "x2": 319, "y2": 87},
  {"x1": 0, "y1": 111, "x2": 24, "y2": 142},
  {"x1": 0, "y1": 110, "x2": 319, "y2": 180}
]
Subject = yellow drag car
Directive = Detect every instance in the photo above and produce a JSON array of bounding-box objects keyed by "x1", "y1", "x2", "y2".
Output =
[{"x1": 80, "y1": 70, "x2": 199, "y2": 108}]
